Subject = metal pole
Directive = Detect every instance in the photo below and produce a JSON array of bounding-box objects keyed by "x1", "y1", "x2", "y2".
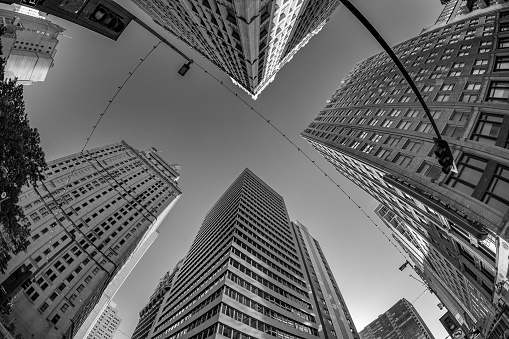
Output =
[
  {"x1": 130, "y1": 16, "x2": 193, "y2": 64},
  {"x1": 338, "y1": 0, "x2": 442, "y2": 140}
]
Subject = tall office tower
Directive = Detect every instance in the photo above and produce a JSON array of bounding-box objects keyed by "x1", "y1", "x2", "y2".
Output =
[
  {"x1": 130, "y1": 0, "x2": 341, "y2": 99},
  {"x1": 375, "y1": 203, "x2": 495, "y2": 331},
  {"x1": 301, "y1": 1, "x2": 509, "y2": 335},
  {"x1": 86, "y1": 301, "x2": 122, "y2": 339},
  {"x1": 359, "y1": 298, "x2": 435, "y2": 339},
  {"x1": 0, "y1": 141, "x2": 182, "y2": 339},
  {"x1": 145, "y1": 168, "x2": 358, "y2": 339},
  {"x1": 132, "y1": 260, "x2": 183, "y2": 339},
  {"x1": 433, "y1": 0, "x2": 507, "y2": 26},
  {"x1": 0, "y1": 4, "x2": 64, "y2": 85}
]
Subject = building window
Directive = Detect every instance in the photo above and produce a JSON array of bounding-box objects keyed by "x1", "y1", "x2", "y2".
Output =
[
  {"x1": 486, "y1": 81, "x2": 509, "y2": 102},
  {"x1": 361, "y1": 144, "x2": 374, "y2": 154},
  {"x1": 449, "y1": 70, "x2": 461, "y2": 77},
  {"x1": 370, "y1": 134, "x2": 382, "y2": 142},
  {"x1": 416, "y1": 122, "x2": 432, "y2": 133},
  {"x1": 418, "y1": 162, "x2": 441, "y2": 178},
  {"x1": 450, "y1": 110, "x2": 470, "y2": 123},
  {"x1": 435, "y1": 94, "x2": 450, "y2": 102},
  {"x1": 405, "y1": 109, "x2": 420, "y2": 118},
  {"x1": 381, "y1": 120, "x2": 393, "y2": 128},
  {"x1": 77, "y1": 284, "x2": 84, "y2": 293},
  {"x1": 498, "y1": 37, "x2": 509, "y2": 49},
  {"x1": 61, "y1": 304, "x2": 69, "y2": 313},
  {"x1": 471, "y1": 69, "x2": 486, "y2": 75},
  {"x1": 368, "y1": 119, "x2": 379, "y2": 126},
  {"x1": 404, "y1": 140, "x2": 422, "y2": 152},
  {"x1": 446, "y1": 154, "x2": 488, "y2": 196},
  {"x1": 385, "y1": 136, "x2": 400, "y2": 147},
  {"x1": 475, "y1": 59, "x2": 488, "y2": 66},
  {"x1": 470, "y1": 113, "x2": 504, "y2": 146},
  {"x1": 392, "y1": 153, "x2": 413, "y2": 168},
  {"x1": 350, "y1": 141, "x2": 361, "y2": 149},
  {"x1": 461, "y1": 94, "x2": 477, "y2": 102},
  {"x1": 465, "y1": 82, "x2": 481, "y2": 90},
  {"x1": 483, "y1": 165, "x2": 509, "y2": 213},
  {"x1": 51, "y1": 314, "x2": 60, "y2": 324},
  {"x1": 375, "y1": 148, "x2": 391, "y2": 160},
  {"x1": 494, "y1": 55, "x2": 509, "y2": 71},
  {"x1": 441, "y1": 83, "x2": 455, "y2": 91},
  {"x1": 442, "y1": 125, "x2": 463, "y2": 138},
  {"x1": 396, "y1": 120, "x2": 412, "y2": 130}
]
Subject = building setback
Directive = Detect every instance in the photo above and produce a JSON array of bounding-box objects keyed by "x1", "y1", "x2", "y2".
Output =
[
  {"x1": 130, "y1": 0, "x2": 341, "y2": 99},
  {"x1": 144, "y1": 168, "x2": 358, "y2": 339},
  {"x1": 132, "y1": 260, "x2": 183, "y2": 339},
  {"x1": 0, "y1": 141, "x2": 182, "y2": 339},
  {"x1": 0, "y1": 4, "x2": 64, "y2": 85},
  {"x1": 359, "y1": 298, "x2": 435, "y2": 339},
  {"x1": 86, "y1": 301, "x2": 122, "y2": 339},
  {"x1": 301, "y1": 0, "x2": 509, "y2": 336}
]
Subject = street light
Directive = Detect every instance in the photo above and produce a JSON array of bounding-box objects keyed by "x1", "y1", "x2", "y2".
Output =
[{"x1": 178, "y1": 61, "x2": 193, "y2": 76}]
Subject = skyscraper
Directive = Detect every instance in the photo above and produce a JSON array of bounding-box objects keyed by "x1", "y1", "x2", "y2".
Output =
[
  {"x1": 0, "y1": 141, "x2": 181, "y2": 339},
  {"x1": 130, "y1": 0, "x2": 341, "y2": 99},
  {"x1": 359, "y1": 298, "x2": 435, "y2": 339},
  {"x1": 301, "y1": 0, "x2": 509, "y2": 335},
  {"x1": 0, "y1": 4, "x2": 64, "y2": 85},
  {"x1": 86, "y1": 301, "x2": 122, "y2": 339},
  {"x1": 132, "y1": 260, "x2": 183, "y2": 339},
  {"x1": 144, "y1": 168, "x2": 359, "y2": 339}
]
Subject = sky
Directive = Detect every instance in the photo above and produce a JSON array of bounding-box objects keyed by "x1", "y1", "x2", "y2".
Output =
[{"x1": 20, "y1": 0, "x2": 451, "y2": 338}]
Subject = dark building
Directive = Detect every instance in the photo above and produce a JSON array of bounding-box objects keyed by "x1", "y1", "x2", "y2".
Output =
[
  {"x1": 359, "y1": 299, "x2": 435, "y2": 339},
  {"x1": 0, "y1": 142, "x2": 181, "y2": 338},
  {"x1": 132, "y1": 260, "x2": 182, "y2": 339},
  {"x1": 301, "y1": 0, "x2": 509, "y2": 336},
  {"x1": 145, "y1": 168, "x2": 359, "y2": 339}
]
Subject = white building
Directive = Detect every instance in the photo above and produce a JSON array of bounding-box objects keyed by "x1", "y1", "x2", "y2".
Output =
[{"x1": 86, "y1": 301, "x2": 122, "y2": 339}]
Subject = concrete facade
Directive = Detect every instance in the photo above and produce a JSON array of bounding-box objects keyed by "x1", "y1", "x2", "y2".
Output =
[
  {"x1": 86, "y1": 301, "x2": 121, "y2": 339},
  {"x1": 145, "y1": 169, "x2": 359, "y2": 339},
  {"x1": 0, "y1": 141, "x2": 182, "y2": 339},
  {"x1": 0, "y1": 4, "x2": 63, "y2": 85},
  {"x1": 130, "y1": 0, "x2": 341, "y2": 99},
  {"x1": 359, "y1": 298, "x2": 435, "y2": 339},
  {"x1": 301, "y1": 1, "x2": 509, "y2": 336}
]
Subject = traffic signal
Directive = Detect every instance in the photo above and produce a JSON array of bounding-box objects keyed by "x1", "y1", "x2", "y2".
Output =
[
  {"x1": 439, "y1": 312, "x2": 461, "y2": 336},
  {"x1": 433, "y1": 138, "x2": 454, "y2": 174},
  {"x1": 89, "y1": 5, "x2": 126, "y2": 33}
]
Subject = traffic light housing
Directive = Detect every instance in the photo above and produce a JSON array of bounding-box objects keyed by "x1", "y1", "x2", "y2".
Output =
[
  {"x1": 89, "y1": 5, "x2": 126, "y2": 33},
  {"x1": 433, "y1": 138, "x2": 454, "y2": 174},
  {"x1": 439, "y1": 312, "x2": 461, "y2": 336}
]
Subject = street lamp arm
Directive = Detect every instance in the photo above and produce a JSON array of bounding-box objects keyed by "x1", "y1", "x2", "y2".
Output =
[{"x1": 338, "y1": 0, "x2": 442, "y2": 140}]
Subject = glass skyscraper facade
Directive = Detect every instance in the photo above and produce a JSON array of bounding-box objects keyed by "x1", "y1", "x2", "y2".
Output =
[{"x1": 143, "y1": 169, "x2": 358, "y2": 339}]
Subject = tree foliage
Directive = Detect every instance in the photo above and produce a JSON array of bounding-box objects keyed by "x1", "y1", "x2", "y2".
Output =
[{"x1": 0, "y1": 27, "x2": 48, "y2": 273}]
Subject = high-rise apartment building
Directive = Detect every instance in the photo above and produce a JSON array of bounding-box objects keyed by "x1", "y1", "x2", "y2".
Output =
[
  {"x1": 0, "y1": 141, "x2": 182, "y2": 339},
  {"x1": 0, "y1": 4, "x2": 64, "y2": 85},
  {"x1": 301, "y1": 0, "x2": 509, "y2": 336},
  {"x1": 132, "y1": 260, "x2": 183, "y2": 339},
  {"x1": 359, "y1": 298, "x2": 435, "y2": 339},
  {"x1": 86, "y1": 301, "x2": 122, "y2": 339},
  {"x1": 130, "y1": 0, "x2": 341, "y2": 99},
  {"x1": 144, "y1": 168, "x2": 358, "y2": 339}
]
